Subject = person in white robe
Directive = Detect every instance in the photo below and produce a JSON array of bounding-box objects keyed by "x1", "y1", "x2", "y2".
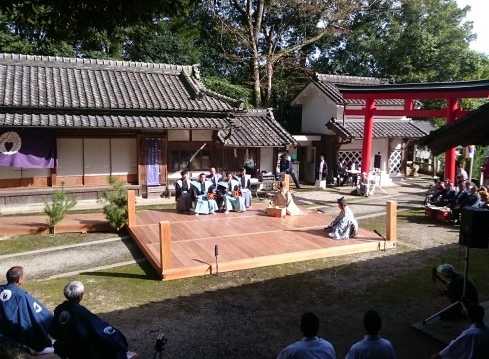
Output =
[
  {"x1": 222, "y1": 172, "x2": 246, "y2": 213},
  {"x1": 234, "y1": 167, "x2": 252, "y2": 208},
  {"x1": 315, "y1": 155, "x2": 328, "y2": 189},
  {"x1": 325, "y1": 197, "x2": 358, "y2": 239},
  {"x1": 270, "y1": 182, "x2": 305, "y2": 216},
  {"x1": 192, "y1": 173, "x2": 218, "y2": 215},
  {"x1": 206, "y1": 167, "x2": 223, "y2": 210},
  {"x1": 174, "y1": 170, "x2": 192, "y2": 212}
]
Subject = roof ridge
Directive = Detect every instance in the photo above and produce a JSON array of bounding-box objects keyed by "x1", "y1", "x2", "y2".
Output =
[
  {"x1": 0, "y1": 53, "x2": 196, "y2": 73},
  {"x1": 315, "y1": 73, "x2": 389, "y2": 85}
]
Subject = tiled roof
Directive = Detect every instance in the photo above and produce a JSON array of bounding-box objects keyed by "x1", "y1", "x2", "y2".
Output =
[
  {"x1": 314, "y1": 73, "x2": 404, "y2": 107},
  {"x1": 218, "y1": 109, "x2": 296, "y2": 147},
  {"x1": 0, "y1": 53, "x2": 242, "y2": 112},
  {"x1": 328, "y1": 120, "x2": 430, "y2": 139},
  {"x1": 0, "y1": 113, "x2": 230, "y2": 129}
]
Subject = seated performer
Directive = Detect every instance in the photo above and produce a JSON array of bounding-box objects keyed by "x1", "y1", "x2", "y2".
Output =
[
  {"x1": 269, "y1": 181, "x2": 304, "y2": 216},
  {"x1": 234, "y1": 167, "x2": 252, "y2": 208},
  {"x1": 174, "y1": 169, "x2": 192, "y2": 212},
  {"x1": 221, "y1": 172, "x2": 246, "y2": 213},
  {"x1": 0, "y1": 266, "x2": 54, "y2": 355},
  {"x1": 206, "y1": 167, "x2": 223, "y2": 210},
  {"x1": 325, "y1": 197, "x2": 358, "y2": 239},
  {"x1": 50, "y1": 281, "x2": 129, "y2": 359},
  {"x1": 192, "y1": 173, "x2": 218, "y2": 215}
]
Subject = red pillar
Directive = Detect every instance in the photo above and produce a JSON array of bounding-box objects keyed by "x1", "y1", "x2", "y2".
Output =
[
  {"x1": 445, "y1": 97, "x2": 458, "y2": 182},
  {"x1": 361, "y1": 99, "x2": 375, "y2": 172}
]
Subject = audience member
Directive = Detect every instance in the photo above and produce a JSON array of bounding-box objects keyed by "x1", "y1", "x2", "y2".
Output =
[
  {"x1": 269, "y1": 181, "x2": 304, "y2": 216},
  {"x1": 0, "y1": 266, "x2": 54, "y2": 355},
  {"x1": 431, "y1": 304, "x2": 489, "y2": 359},
  {"x1": 431, "y1": 263, "x2": 479, "y2": 320},
  {"x1": 279, "y1": 153, "x2": 301, "y2": 189},
  {"x1": 356, "y1": 172, "x2": 372, "y2": 197},
  {"x1": 432, "y1": 181, "x2": 457, "y2": 207},
  {"x1": 50, "y1": 281, "x2": 128, "y2": 359},
  {"x1": 424, "y1": 178, "x2": 443, "y2": 205},
  {"x1": 174, "y1": 169, "x2": 192, "y2": 212},
  {"x1": 456, "y1": 163, "x2": 468, "y2": 184},
  {"x1": 334, "y1": 159, "x2": 347, "y2": 186},
  {"x1": 451, "y1": 184, "x2": 481, "y2": 224},
  {"x1": 481, "y1": 156, "x2": 489, "y2": 187},
  {"x1": 277, "y1": 312, "x2": 336, "y2": 359},
  {"x1": 345, "y1": 310, "x2": 397, "y2": 359},
  {"x1": 324, "y1": 197, "x2": 358, "y2": 240}
]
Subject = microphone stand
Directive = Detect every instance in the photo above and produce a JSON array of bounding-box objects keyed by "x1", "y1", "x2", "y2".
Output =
[
  {"x1": 215, "y1": 244, "x2": 219, "y2": 275},
  {"x1": 374, "y1": 229, "x2": 388, "y2": 251}
]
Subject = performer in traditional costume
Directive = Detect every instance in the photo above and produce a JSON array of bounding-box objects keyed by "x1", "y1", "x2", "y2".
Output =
[
  {"x1": 270, "y1": 181, "x2": 305, "y2": 216},
  {"x1": 50, "y1": 281, "x2": 128, "y2": 359},
  {"x1": 174, "y1": 169, "x2": 192, "y2": 212},
  {"x1": 0, "y1": 266, "x2": 54, "y2": 355},
  {"x1": 206, "y1": 167, "x2": 223, "y2": 210},
  {"x1": 192, "y1": 173, "x2": 218, "y2": 215},
  {"x1": 234, "y1": 167, "x2": 252, "y2": 208},
  {"x1": 221, "y1": 172, "x2": 246, "y2": 213},
  {"x1": 315, "y1": 155, "x2": 328, "y2": 189},
  {"x1": 325, "y1": 197, "x2": 358, "y2": 239}
]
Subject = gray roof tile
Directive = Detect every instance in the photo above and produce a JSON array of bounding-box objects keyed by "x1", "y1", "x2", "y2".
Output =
[{"x1": 339, "y1": 120, "x2": 431, "y2": 139}]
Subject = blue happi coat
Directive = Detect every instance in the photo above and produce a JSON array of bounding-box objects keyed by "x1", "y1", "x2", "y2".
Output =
[
  {"x1": 50, "y1": 300, "x2": 128, "y2": 359},
  {"x1": 0, "y1": 283, "x2": 53, "y2": 351}
]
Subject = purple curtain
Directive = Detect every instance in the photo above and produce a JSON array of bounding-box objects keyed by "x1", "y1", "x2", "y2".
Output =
[{"x1": 0, "y1": 128, "x2": 57, "y2": 168}]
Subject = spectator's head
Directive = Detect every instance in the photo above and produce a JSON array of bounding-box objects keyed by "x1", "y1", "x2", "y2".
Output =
[
  {"x1": 300, "y1": 312, "x2": 320, "y2": 338},
  {"x1": 458, "y1": 183, "x2": 465, "y2": 191},
  {"x1": 6, "y1": 266, "x2": 24, "y2": 285},
  {"x1": 64, "y1": 281, "x2": 85, "y2": 302},
  {"x1": 436, "y1": 263, "x2": 456, "y2": 279},
  {"x1": 363, "y1": 310, "x2": 382, "y2": 335},
  {"x1": 466, "y1": 304, "x2": 485, "y2": 323}
]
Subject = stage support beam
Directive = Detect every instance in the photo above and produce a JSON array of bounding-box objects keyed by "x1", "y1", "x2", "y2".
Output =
[
  {"x1": 159, "y1": 221, "x2": 172, "y2": 278},
  {"x1": 127, "y1": 190, "x2": 136, "y2": 228},
  {"x1": 386, "y1": 201, "x2": 397, "y2": 242}
]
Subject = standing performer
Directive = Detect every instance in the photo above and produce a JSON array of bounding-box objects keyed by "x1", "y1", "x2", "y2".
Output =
[
  {"x1": 192, "y1": 173, "x2": 218, "y2": 215},
  {"x1": 315, "y1": 155, "x2": 328, "y2": 189},
  {"x1": 222, "y1": 172, "x2": 246, "y2": 213},
  {"x1": 324, "y1": 197, "x2": 358, "y2": 239},
  {"x1": 234, "y1": 167, "x2": 252, "y2": 208},
  {"x1": 279, "y1": 152, "x2": 301, "y2": 189},
  {"x1": 174, "y1": 170, "x2": 192, "y2": 212}
]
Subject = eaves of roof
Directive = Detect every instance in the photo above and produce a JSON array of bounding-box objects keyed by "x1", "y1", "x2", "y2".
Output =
[{"x1": 341, "y1": 120, "x2": 430, "y2": 139}]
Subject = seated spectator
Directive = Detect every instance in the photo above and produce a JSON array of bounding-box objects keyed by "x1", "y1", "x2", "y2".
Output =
[
  {"x1": 432, "y1": 181, "x2": 457, "y2": 207},
  {"x1": 324, "y1": 197, "x2": 358, "y2": 239},
  {"x1": 356, "y1": 172, "x2": 372, "y2": 197},
  {"x1": 0, "y1": 266, "x2": 54, "y2": 355},
  {"x1": 431, "y1": 304, "x2": 489, "y2": 359},
  {"x1": 431, "y1": 263, "x2": 479, "y2": 320},
  {"x1": 451, "y1": 185, "x2": 481, "y2": 224},
  {"x1": 50, "y1": 281, "x2": 129, "y2": 359},
  {"x1": 269, "y1": 181, "x2": 304, "y2": 216},
  {"x1": 345, "y1": 310, "x2": 397, "y2": 359},
  {"x1": 425, "y1": 178, "x2": 443, "y2": 205},
  {"x1": 477, "y1": 186, "x2": 489, "y2": 209},
  {"x1": 277, "y1": 312, "x2": 336, "y2": 359}
]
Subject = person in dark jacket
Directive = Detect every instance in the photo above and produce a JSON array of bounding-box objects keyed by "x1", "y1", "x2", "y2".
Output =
[
  {"x1": 50, "y1": 281, "x2": 129, "y2": 359},
  {"x1": 279, "y1": 153, "x2": 301, "y2": 189}
]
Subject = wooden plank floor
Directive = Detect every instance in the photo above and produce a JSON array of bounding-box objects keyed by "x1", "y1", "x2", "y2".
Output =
[{"x1": 128, "y1": 204, "x2": 395, "y2": 280}]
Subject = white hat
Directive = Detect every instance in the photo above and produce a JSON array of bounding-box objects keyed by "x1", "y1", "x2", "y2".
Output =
[{"x1": 437, "y1": 263, "x2": 455, "y2": 277}]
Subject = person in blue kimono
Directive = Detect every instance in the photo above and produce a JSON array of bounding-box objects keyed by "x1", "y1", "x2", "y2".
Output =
[
  {"x1": 50, "y1": 281, "x2": 128, "y2": 359},
  {"x1": 222, "y1": 172, "x2": 246, "y2": 213},
  {"x1": 206, "y1": 167, "x2": 224, "y2": 210},
  {"x1": 0, "y1": 266, "x2": 54, "y2": 355},
  {"x1": 324, "y1": 197, "x2": 358, "y2": 239},
  {"x1": 174, "y1": 170, "x2": 193, "y2": 212},
  {"x1": 234, "y1": 167, "x2": 252, "y2": 208},
  {"x1": 192, "y1": 173, "x2": 218, "y2": 215}
]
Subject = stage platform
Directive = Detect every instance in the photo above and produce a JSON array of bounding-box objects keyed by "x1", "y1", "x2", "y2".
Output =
[{"x1": 127, "y1": 203, "x2": 396, "y2": 280}]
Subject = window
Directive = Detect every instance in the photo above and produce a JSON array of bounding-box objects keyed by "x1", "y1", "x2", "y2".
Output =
[{"x1": 170, "y1": 149, "x2": 211, "y2": 171}]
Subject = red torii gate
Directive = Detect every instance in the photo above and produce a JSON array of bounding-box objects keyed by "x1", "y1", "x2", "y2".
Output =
[{"x1": 336, "y1": 80, "x2": 489, "y2": 182}]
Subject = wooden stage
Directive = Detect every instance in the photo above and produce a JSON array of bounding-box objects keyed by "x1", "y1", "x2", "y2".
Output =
[{"x1": 127, "y1": 202, "x2": 396, "y2": 280}]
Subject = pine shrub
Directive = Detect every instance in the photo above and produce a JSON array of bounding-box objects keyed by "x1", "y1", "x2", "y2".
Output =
[
  {"x1": 99, "y1": 176, "x2": 128, "y2": 231},
  {"x1": 44, "y1": 184, "x2": 77, "y2": 230}
]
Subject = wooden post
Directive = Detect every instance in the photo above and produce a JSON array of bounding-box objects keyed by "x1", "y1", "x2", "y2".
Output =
[
  {"x1": 127, "y1": 190, "x2": 136, "y2": 228},
  {"x1": 284, "y1": 174, "x2": 290, "y2": 191},
  {"x1": 386, "y1": 200, "x2": 397, "y2": 242},
  {"x1": 159, "y1": 221, "x2": 172, "y2": 278}
]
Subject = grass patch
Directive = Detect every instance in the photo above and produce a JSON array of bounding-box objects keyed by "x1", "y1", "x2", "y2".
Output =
[{"x1": 0, "y1": 232, "x2": 123, "y2": 255}]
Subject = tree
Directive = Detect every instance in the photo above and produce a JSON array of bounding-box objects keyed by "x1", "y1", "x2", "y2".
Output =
[
  {"x1": 98, "y1": 176, "x2": 128, "y2": 231},
  {"x1": 44, "y1": 185, "x2": 77, "y2": 233},
  {"x1": 205, "y1": 0, "x2": 363, "y2": 107}
]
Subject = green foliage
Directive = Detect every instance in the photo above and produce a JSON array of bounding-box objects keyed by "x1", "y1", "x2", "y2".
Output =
[
  {"x1": 98, "y1": 176, "x2": 128, "y2": 231},
  {"x1": 202, "y1": 77, "x2": 253, "y2": 108},
  {"x1": 44, "y1": 185, "x2": 77, "y2": 228}
]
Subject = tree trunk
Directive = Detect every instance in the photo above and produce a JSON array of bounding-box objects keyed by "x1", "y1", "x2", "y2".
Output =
[
  {"x1": 251, "y1": 57, "x2": 262, "y2": 108},
  {"x1": 263, "y1": 58, "x2": 274, "y2": 107}
]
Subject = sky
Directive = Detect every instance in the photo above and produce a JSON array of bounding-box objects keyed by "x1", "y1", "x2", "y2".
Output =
[{"x1": 456, "y1": 0, "x2": 489, "y2": 54}]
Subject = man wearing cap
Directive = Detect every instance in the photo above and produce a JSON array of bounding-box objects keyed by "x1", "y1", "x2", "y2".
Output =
[
  {"x1": 324, "y1": 197, "x2": 358, "y2": 239},
  {"x1": 431, "y1": 263, "x2": 479, "y2": 320}
]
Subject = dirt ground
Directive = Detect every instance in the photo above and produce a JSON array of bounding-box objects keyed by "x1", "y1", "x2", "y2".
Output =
[{"x1": 5, "y1": 181, "x2": 485, "y2": 359}]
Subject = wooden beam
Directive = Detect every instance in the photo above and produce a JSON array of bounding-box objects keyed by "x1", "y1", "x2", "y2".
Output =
[
  {"x1": 386, "y1": 201, "x2": 397, "y2": 242},
  {"x1": 345, "y1": 109, "x2": 468, "y2": 118},
  {"x1": 127, "y1": 190, "x2": 136, "y2": 228},
  {"x1": 159, "y1": 221, "x2": 172, "y2": 279},
  {"x1": 284, "y1": 174, "x2": 290, "y2": 191}
]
